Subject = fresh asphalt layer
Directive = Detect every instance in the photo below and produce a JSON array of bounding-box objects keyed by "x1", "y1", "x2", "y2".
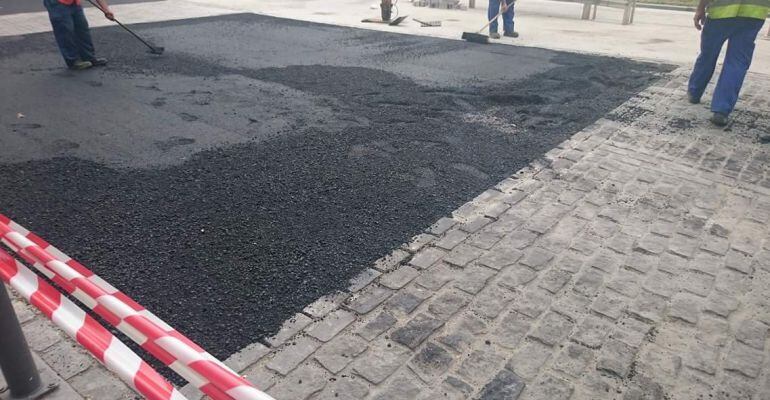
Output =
[{"x1": 0, "y1": 14, "x2": 670, "y2": 364}]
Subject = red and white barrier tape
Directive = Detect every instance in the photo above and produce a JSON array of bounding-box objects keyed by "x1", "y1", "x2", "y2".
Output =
[
  {"x1": 0, "y1": 249, "x2": 186, "y2": 400},
  {"x1": 0, "y1": 215, "x2": 273, "y2": 400}
]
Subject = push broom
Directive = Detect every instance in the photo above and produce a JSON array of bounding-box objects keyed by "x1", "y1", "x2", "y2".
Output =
[{"x1": 462, "y1": 0, "x2": 513, "y2": 44}]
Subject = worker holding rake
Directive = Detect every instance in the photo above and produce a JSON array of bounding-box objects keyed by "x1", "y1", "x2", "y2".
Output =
[
  {"x1": 44, "y1": 0, "x2": 115, "y2": 70},
  {"x1": 488, "y1": 0, "x2": 519, "y2": 39}
]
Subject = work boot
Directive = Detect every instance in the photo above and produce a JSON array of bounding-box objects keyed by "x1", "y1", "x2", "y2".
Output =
[
  {"x1": 687, "y1": 92, "x2": 700, "y2": 104},
  {"x1": 489, "y1": 32, "x2": 501, "y2": 39},
  {"x1": 504, "y1": 31, "x2": 519, "y2": 38},
  {"x1": 90, "y1": 58, "x2": 108, "y2": 67},
  {"x1": 710, "y1": 112, "x2": 729, "y2": 127},
  {"x1": 68, "y1": 60, "x2": 93, "y2": 70}
]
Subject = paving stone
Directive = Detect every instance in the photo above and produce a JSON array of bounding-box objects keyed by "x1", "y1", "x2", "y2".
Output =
[
  {"x1": 241, "y1": 364, "x2": 279, "y2": 391},
  {"x1": 457, "y1": 347, "x2": 506, "y2": 384},
  {"x1": 306, "y1": 309, "x2": 356, "y2": 342},
  {"x1": 472, "y1": 284, "x2": 515, "y2": 319},
  {"x1": 12, "y1": 299, "x2": 35, "y2": 324},
  {"x1": 591, "y1": 218, "x2": 620, "y2": 238},
  {"x1": 553, "y1": 342, "x2": 594, "y2": 377},
  {"x1": 224, "y1": 341, "x2": 271, "y2": 373},
  {"x1": 498, "y1": 264, "x2": 538, "y2": 290},
  {"x1": 700, "y1": 234, "x2": 730, "y2": 255},
  {"x1": 68, "y1": 364, "x2": 136, "y2": 400},
  {"x1": 371, "y1": 370, "x2": 424, "y2": 400},
  {"x1": 21, "y1": 318, "x2": 62, "y2": 352},
  {"x1": 39, "y1": 341, "x2": 94, "y2": 380},
  {"x1": 679, "y1": 270, "x2": 715, "y2": 297},
  {"x1": 627, "y1": 290, "x2": 668, "y2": 323},
  {"x1": 703, "y1": 291, "x2": 739, "y2": 318},
  {"x1": 510, "y1": 287, "x2": 552, "y2": 319},
  {"x1": 409, "y1": 342, "x2": 454, "y2": 381},
  {"x1": 570, "y1": 232, "x2": 603, "y2": 255},
  {"x1": 391, "y1": 313, "x2": 444, "y2": 349},
  {"x1": 610, "y1": 317, "x2": 651, "y2": 348},
  {"x1": 683, "y1": 342, "x2": 720, "y2": 375},
  {"x1": 573, "y1": 268, "x2": 605, "y2": 297},
  {"x1": 551, "y1": 291, "x2": 592, "y2": 322},
  {"x1": 454, "y1": 264, "x2": 496, "y2": 294},
  {"x1": 668, "y1": 292, "x2": 701, "y2": 324},
  {"x1": 438, "y1": 313, "x2": 487, "y2": 353},
  {"x1": 478, "y1": 246, "x2": 524, "y2": 270},
  {"x1": 380, "y1": 266, "x2": 420, "y2": 289},
  {"x1": 521, "y1": 374, "x2": 574, "y2": 400},
  {"x1": 724, "y1": 249, "x2": 753, "y2": 274},
  {"x1": 689, "y1": 251, "x2": 723, "y2": 276},
  {"x1": 374, "y1": 248, "x2": 411, "y2": 272},
  {"x1": 494, "y1": 311, "x2": 533, "y2": 349},
  {"x1": 346, "y1": 285, "x2": 394, "y2": 315},
  {"x1": 678, "y1": 215, "x2": 707, "y2": 237},
  {"x1": 642, "y1": 271, "x2": 678, "y2": 298},
  {"x1": 428, "y1": 291, "x2": 470, "y2": 320},
  {"x1": 525, "y1": 203, "x2": 570, "y2": 234},
  {"x1": 444, "y1": 244, "x2": 486, "y2": 267},
  {"x1": 429, "y1": 217, "x2": 457, "y2": 235},
  {"x1": 597, "y1": 339, "x2": 637, "y2": 378},
  {"x1": 314, "y1": 376, "x2": 370, "y2": 400},
  {"x1": 658, "y1": 252, "x2": 688, "y2": 275},
  {"x1": 634, "y1": 234, "x2": 668, "y2": 254},
  {"x1": 734, "y1": 319, "x2": 768, "y2": 350},
  {"x1": 571, "y1": 314, "x2": 612, "y2": 349},
  {"x1": 304, "y1": 293, "x2": 347, "y2": 319},
  {"x1": 467, "y1": 229, "x2": 505, "y2": 250},
  {"x1": 267, "y1": 363, "x2": 329, "y2": 400},
  {"x1": 538, "y1": 269, "x2": 572, "y2": 294},
  {"x1": 478, "y1": 369, "x2": 525, "y2": 400},
  {"x1": 624, "y1": 252, "x2": 658, "y2": 274},
  {"x1": 520, "y1": 247, "x2": 556, "y2": 271},
  {"x1": 409, "y1": 247, "x2": 447, "y2": 269},
  {"x1": 403, "y1": 233, "x2": 438, "y2": 253},
  {"x1": 314, "y1": 334, "x2": 368, "y2": 374},
  {"x1": 528, "y1": 311, "x2": 574, "y2": 346},
  {"x1": 651, "y1": 219, "x2": 676, "y2": 237},
  {"x1": 714, "y1": 268, "x2": 750, "y2": 296},
  {"x1": 460, "y1": 216, "x2": 494, "y2": 233},
  {"x1": 351, "y1": 340, "x2": 411, "y2": 384},
  {"x1": 386, "y1": 286, "x2": 432, "y2": 314},
  {"x1": 499, "y1": 230, "x2": 540, "y2": 250},
  {"x1": 637, "y1": 344, "x2": 682, "y2": 385},
  {"x1": 713, "y1": 373, "x2": 756, "y2": 400},
  {"x1": 695, "y1": 317, "x2": 731, "y2": 347},
  {"x1": 505, "y1": 339, "x2": 553, "y2": 380},
  {"x1": 555, "y1": 252, "x2": 585, "y2": 273},
  {"x1": 435, "y1": 376, "x2": 474, "y2": 400},
  {"x1": 588, "y1": 250, "x2": 621, "y2": 273},
  {"x1": 348, "y1": 268, "x2": 382, "y2": 292},
  {"x1": 724, "y1": 341, "x2": 764, "y2": 378},
  {"x1": 266, "y1": 336, "x2": 321, "y2": 376},
  {"x1": 591, "y1": 291, "x2": 627, "y2": 320},
  {"x1": 415, "y1": 262, "x2": 458, "y2": 290},
  {"x1": 606, "y1": 268, "x2": 643, "y2": 298},
  {"x1": 669, "y1": 234, "x2": 700, "y2": 258},
  {"x1": 435, "y1": 229, "x2": 470, "y2": 250},
  {"x1": 607, "y1": 232, "x2": 635, "y2": 255},
  {"x1": 357, "y1": 311, "x2": 397, "y2": 341}
]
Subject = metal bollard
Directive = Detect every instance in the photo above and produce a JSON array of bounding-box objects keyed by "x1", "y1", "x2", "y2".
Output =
[{"x1": 0, "y1": 283, "x2": 44, "y2": 399}]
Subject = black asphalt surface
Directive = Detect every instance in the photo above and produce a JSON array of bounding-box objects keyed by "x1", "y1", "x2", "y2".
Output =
[
  {"x1": 0, "y1": 0, "x2": 161, "y2": 16},
  {"x1": 0, "y1": 14, "x2": 671, "y2": 366}
]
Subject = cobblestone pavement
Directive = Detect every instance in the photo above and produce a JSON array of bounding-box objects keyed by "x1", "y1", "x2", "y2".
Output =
[
  {"x1": 178, "y1": 68, "x2": 770, "y2": 400},
  {"x1": 5, "y1": 69, "x2": 770, "y2": 400}
]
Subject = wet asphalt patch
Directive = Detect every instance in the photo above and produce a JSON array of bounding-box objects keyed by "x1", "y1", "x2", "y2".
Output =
[{"x1": 0, "y1": 13, "x2": 671, "y2": 365}]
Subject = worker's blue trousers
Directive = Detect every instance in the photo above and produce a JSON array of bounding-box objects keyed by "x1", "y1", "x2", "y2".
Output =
[
  {"x1": 488, "y1": 0, "x2": 515, "y2": 34},
  {"x1": 44, "y1": 0, "x2": 96, "y2": 67},
  {"x1": 688, "y1": 17, "x2": 765, "y2": 115}
]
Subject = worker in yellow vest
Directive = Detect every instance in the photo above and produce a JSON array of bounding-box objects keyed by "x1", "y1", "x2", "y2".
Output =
[
  {"x1": 687, "y1": 0, "x2": 768, "y2": 126},
  {"x1": 44, "y1": 0, "x2": 115, "y2": 70}
]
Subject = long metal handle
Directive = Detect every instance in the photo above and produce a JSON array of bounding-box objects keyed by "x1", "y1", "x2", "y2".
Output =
[
  {"x1": 477, "y1": 0, "x2": 512, "y2": 33},
  {"x1": 84, "y1": 0, "x2": 158, "y2": 52}
]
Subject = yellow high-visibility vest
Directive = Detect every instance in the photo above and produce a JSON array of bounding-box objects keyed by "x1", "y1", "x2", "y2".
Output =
[{"x1": 708, "y1": 0, "x2": 769, "y2": 19}]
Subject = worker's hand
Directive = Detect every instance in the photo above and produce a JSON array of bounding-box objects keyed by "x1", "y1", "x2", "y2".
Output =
[
  {"x1": 693, "y1": 7, "x2": 706, "y2": 30},
  {"x1": 104, "y1": 9, "x2": 115, "y2": 20}
]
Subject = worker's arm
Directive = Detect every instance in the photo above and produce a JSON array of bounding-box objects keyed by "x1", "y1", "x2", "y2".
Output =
[
  {"x1": 95, "y1": 0, "x2": 115, "y2": 20},
  {"x1": 693, "y1": 0, "x2": 708, "y2": 30}
]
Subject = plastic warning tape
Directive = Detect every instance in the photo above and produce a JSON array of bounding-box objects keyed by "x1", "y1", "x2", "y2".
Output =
[
  {"x1": 0, "y1": 216, "x2": 273, "y2": 400},
  {"x1": 0, "y1": 249, "x2": 186, "y2": 400}
]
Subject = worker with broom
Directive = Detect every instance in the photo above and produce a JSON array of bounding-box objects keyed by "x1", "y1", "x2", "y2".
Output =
[
  {"x1": 687, "y1": 0, "x2": 768, "y2": 126},
  {"x1": 44, "y1": 0, "x2": 115, "y2": 70},
  {"x1": 488, "y1": 0, "x2": 518, "y2": 39}
]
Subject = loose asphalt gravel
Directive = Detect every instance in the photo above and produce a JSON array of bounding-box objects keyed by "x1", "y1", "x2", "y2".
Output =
[{"x1": 0, "y1": 13, "x2": 671, "y2": 367}]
